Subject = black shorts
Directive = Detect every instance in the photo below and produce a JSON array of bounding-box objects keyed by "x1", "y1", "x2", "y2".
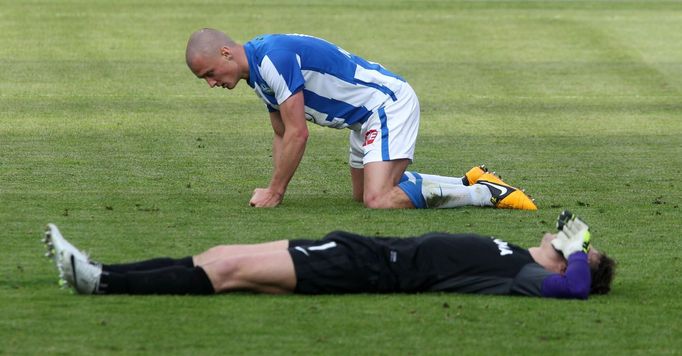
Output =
[
  {"x1": 288, "y1": 231, "x2": 397, "y2": 294},
  {"x1": 288, "y1": 231, "x2": 492, "y2": 294}
]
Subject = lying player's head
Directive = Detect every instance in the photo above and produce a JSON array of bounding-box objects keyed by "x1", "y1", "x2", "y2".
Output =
[
  {"x1": 587, "y1": 249, "x2": 616, "y2": 295},
  {"x1": 542, "y1": 233, "x2": 616, "y2": 295}
]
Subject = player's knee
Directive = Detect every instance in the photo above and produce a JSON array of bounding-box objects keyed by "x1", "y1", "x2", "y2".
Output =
[
  {"x1": 363, "y1": 187, "x2": 414, "y2": 209},
  {"x1": 209, "y1": 258, "x2": 244, "y2": 292},
  {"x1": 363, "y1": 192, "x2": 391, "y2": 209}
]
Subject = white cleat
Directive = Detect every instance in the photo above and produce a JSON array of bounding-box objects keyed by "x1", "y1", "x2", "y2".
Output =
[
  {"x1": 62, "y1": 251, "x2": 102, "y2": 294},
  {"x1": 43, "y1": 224, "x2": 91, "y2": 289}
]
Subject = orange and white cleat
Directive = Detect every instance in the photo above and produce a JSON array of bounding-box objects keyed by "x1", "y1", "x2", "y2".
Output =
[
  {"x1": 462, "y1": 165, "x2": 488, "y2": 186},
  {"x1": 475, "y1": 172, "x2": 537, "y2": 210}
]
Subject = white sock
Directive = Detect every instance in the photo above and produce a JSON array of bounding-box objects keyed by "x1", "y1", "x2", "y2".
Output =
[
  {"x1": 420, "y1": 180, "x2": 493, "y2": 208},
  {"x1": 413, "y1": 172, "x2": 466, "y2": 186}
]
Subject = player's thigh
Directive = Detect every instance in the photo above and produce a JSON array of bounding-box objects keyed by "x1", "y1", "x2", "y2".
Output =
[
  {"x1": 194, "y1": 240, "x2": 289, "y2": 267},
  {"x1": 361, "y1": 84, "x2": 420, "y2": 167},
  {"x1": 202, "y1": 250, "x2": 296, "y2": 294}
]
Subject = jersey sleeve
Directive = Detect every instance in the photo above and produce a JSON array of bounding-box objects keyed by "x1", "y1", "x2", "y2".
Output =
[
  {"x1": 540, "y1": 252, "x2": 591, "y2": 300},
  {"x1": 510, "y1": 263, "x2": 554, "y2": 297},
  {"x1": 258, "y1": 50, "x2": 305, "y2": 105}
]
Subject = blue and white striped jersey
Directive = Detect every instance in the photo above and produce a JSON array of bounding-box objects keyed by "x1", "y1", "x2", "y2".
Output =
[{"x1": 244, "y1": 34, "x2": 406, "y2": 130}]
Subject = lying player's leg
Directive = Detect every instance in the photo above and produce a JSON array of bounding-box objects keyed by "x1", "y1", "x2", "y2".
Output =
[
  {"x1": 201, "y1": 250, "x2": 296, "y2": 294},
  {"x1": 193, "y1": 240, "x2": 289, "y2": 267},
  {"x1": 100, "y1": 240, "x2": 289, "y2": 273},
  {"x1": 44, "y1": 225, "x2": 295, "y2": 295}
]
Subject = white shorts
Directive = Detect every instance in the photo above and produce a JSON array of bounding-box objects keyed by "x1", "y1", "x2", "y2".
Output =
[{"x1": 349, "y1": 83, "x2": 420, "y2": 169}]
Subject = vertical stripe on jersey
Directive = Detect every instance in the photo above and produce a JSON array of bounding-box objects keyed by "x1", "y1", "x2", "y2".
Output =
[
  {"x1": 378, "y1": 107, "x2": 389, "y2": 160},
  {"x1": 259, "y1": 55, "x2": 294, "y2": 104}
]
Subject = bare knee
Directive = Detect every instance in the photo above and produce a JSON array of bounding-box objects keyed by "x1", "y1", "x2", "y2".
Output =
[
  {"x1": 363, "y1": 187, "x2": 414, "y2": 209},
  {"x1": 363, "y1": 192, "x2": 392, "y2": 209},
  {"x1": 206, "y1": 258, "x2": 243, "y2": 292}
]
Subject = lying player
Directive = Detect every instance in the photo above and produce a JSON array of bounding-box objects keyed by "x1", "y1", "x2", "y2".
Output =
[{"x1": 44, "y1": 211, "x2": 615, "y2": 299}]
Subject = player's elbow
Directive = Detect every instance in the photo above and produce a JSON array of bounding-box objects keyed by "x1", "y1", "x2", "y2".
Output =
[{"x1": 568, "y1": 284, "x2": 590, "y2": 300}]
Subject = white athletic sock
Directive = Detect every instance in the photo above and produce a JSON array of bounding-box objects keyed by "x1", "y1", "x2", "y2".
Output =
[
  {"x1": 399, "y1": 172, "x2": 494, "y2": 209},
  {"x1": 421, "y1": 180, "x2": 493, "y2": 208},
  {"x1": 413, "y1": 172, "x2": 466, "y2": 186}
]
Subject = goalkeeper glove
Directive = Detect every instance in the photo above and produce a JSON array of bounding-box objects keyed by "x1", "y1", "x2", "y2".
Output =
[{"x1": 551, "y1": 210, "x2": 591, "y2": 259}]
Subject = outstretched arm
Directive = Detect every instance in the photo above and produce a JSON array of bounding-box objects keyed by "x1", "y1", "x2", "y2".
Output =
[{"x1": 250, "y1": 91, "x2": 309, "y2": 207}]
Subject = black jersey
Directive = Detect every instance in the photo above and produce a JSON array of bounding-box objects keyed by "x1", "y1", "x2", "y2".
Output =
[{"x1": 289, "y1": 231, "x2": 554, "y2": 296}]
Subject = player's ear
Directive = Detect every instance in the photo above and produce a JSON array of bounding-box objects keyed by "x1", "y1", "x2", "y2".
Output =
[{"x1": 220, "y1": 46, "x2": 232, "y2": 60}]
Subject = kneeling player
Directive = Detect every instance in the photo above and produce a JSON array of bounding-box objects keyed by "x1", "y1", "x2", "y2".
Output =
[{"x1": 44, "y1": 211, "x2": 615, "y2": 299}]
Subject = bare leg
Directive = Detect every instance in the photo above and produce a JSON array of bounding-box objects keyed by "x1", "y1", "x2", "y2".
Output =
[
  {"x1": 350, "y1": 167, "x2": 364, "y2": 202},
  {"x1": 201, "y1": 250, "x2": 296, "y2": 294},
  {"x1": 361, "y1": 160, "x2": 414, "y2": 209},
  {"x1": 193, "y1": 240, "x2": 289, "y2": 267}
]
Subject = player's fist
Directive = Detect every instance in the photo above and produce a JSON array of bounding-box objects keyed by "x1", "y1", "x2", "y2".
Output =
[
  {"x1": 551, "y1": 210, "x2": 591, "y2": 259},
  {"x1": 249, "y1": 188, "x2": 283, "y2": 208}
]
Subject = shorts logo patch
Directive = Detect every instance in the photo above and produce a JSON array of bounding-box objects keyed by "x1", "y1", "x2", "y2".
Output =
[{"x1": 364, "y1": 130, "x2": 378, "y2": 146}]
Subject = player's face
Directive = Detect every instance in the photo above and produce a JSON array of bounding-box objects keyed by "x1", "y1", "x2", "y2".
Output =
[
  {"x1": 587, "y1": 248, "x2": 601, "y2": 269},
  {"x1": 190, "y1": 50, "x2": 241, "y2": 90}
]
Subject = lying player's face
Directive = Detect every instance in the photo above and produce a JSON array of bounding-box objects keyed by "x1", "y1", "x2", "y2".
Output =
[
  {"x1": 587, "y1": 248, "x2": 601, "y2": 269},
  {"x1": 190, "y1": 50, "x2": 240, "y2": 90}
]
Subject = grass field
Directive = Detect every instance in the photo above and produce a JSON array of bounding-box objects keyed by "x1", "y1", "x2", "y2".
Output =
[{"x1": 2, "y1": 0, "x2": 682, "y2": 354}]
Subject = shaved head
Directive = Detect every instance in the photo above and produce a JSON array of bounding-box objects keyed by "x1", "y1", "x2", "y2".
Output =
[{"x1": 186, "y1": 28, "x2": 237, "y2": 67}]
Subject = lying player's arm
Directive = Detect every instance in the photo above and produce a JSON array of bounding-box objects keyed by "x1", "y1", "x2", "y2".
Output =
[
  {"x1": 250, "y1": 91, "x2": 308, "y2": 207},
  {"x1": 541, "y1": 252, "x2": 591, "y2": 299},
  {"x1": 543, "y1": 210, "x2": 593, "y2": 299}
]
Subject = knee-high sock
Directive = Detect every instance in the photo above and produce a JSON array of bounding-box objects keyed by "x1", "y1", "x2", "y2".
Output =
[
  {"x1": 398, "y1": 171, "x2": 493, "y2": 208},
  {"x1": 98, "y1": 266, "x2": 214, "y2": 295},
  {"x1": 103, "y1": 257, "x2": 194, "y2": 273},
  {"x1": 404, "y1": 172, "x2": 467, "y2": 186}
]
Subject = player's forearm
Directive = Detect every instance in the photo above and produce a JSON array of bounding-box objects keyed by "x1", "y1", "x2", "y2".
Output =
[
  {"x1": 272, "y1": 134, "x2": 284, "y2": 167},
  {"x1": 541, "y1": 252, "x2": 591, "y2": 299},
  {"x1": 268, "y1": 130, "x2": 308, "y2": 195}
]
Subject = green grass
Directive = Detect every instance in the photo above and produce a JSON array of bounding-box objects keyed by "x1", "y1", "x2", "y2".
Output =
[{"x1": 2, "y1": 0, "x2": 682, "y2": 354}]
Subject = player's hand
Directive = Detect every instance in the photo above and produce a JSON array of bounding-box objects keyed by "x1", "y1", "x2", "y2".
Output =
[
  {"x1": 249, "y1": 188, "x2": 283, "y2": 208},
  {"x1": 551, "y1": 210, "x2": 591, "y2": 259}
]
